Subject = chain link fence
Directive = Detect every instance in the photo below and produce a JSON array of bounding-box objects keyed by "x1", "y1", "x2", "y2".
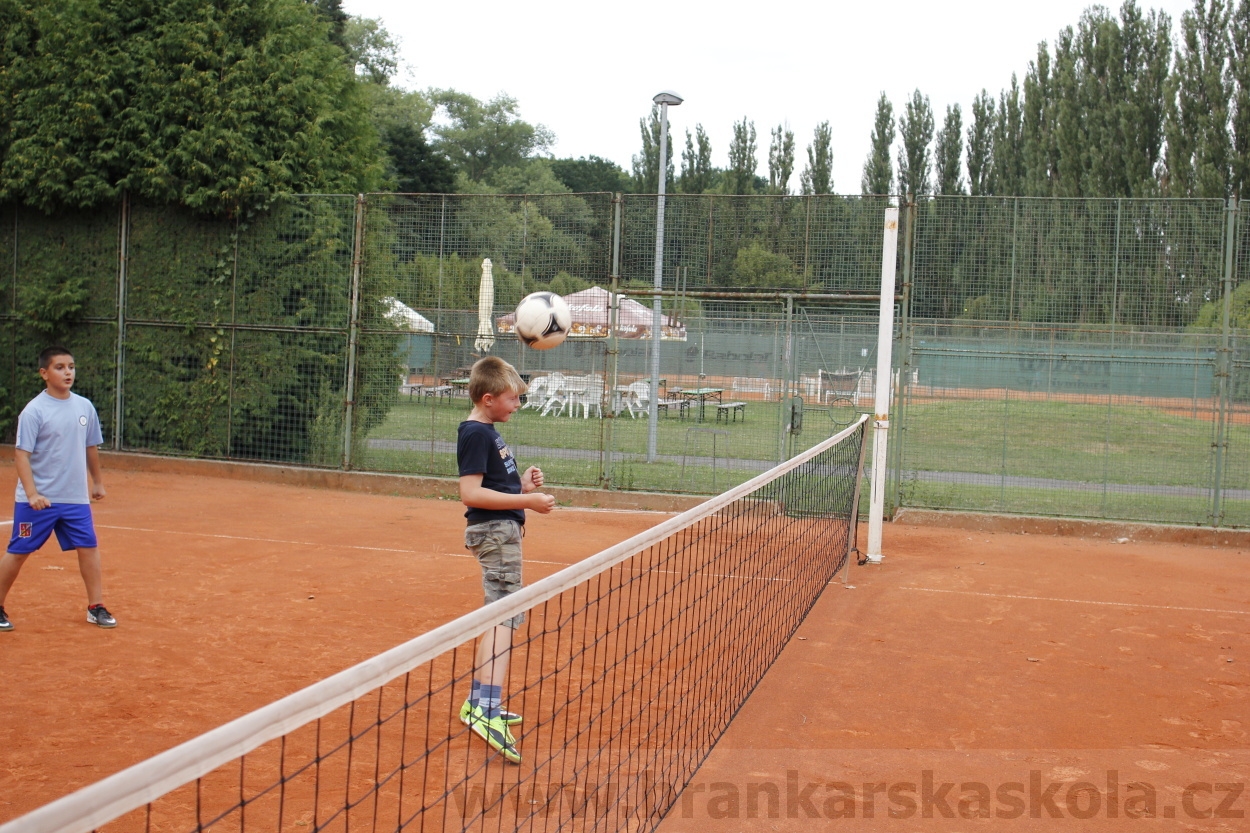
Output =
[{"x1": 1, "y1": 194, "x2": 1245, "y2": 526}]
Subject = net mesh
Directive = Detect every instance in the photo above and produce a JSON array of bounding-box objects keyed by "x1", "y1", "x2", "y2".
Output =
[{"x1": 5, "y1": 417, "x2": 867, "y2": 833}]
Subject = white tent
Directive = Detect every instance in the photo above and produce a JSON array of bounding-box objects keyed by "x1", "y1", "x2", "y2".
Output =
[
  {"x1": 496, "y1": 286, "x2": 686, "y2": 341},
  {"x1": 383, "y1": 297, "x2": 435, "y2": 333}
]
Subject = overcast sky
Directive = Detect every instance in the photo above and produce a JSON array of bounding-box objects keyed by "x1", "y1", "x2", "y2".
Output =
[{"x1": 342, "y1": 0, "x2": 1198, "y2": 193}]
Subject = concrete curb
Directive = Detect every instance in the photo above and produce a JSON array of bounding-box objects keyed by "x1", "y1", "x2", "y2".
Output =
[
  {"x1": 893, "y1": 508, "x2": 1250, "y2": 549},
  {"x1": 52, "y1": 448, "x2": 702, "y2": 514}
]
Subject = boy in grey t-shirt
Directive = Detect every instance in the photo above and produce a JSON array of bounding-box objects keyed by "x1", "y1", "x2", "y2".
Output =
[{"x1": 0, "y1": 346, "x2": 114, "y2": 631}]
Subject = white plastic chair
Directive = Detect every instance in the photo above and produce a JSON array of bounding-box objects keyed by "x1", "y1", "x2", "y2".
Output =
[
  {"x1": 522, "y1": 376, "x2": 549, "y2": 410},
  {"x1": 618, "y1": 381, "x2": 650, "y2": 418},
  {"x1": 540, "y1": 376, "x2": 569, "y2": 416}
]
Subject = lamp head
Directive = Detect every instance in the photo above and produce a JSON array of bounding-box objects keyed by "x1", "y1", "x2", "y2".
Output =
[{"x1": 652, "y1": 91, "x2": 683, "y2": 106}]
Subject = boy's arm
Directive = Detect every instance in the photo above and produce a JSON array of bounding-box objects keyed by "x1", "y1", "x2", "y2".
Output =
[
  {"x1": 460, "y1": 474, "x2": 555, "y2": 514},
  {"x1": 86, "y1": 445, "x2": 106, "y2": 501},
  {"x1": 13, "y1": 449, "x2": 49, "y2": 509}
]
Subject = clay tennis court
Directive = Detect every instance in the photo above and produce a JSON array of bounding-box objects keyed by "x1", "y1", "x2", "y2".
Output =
[{"x1": 0, "y1": 455, "x2": 1247, "y2": 831}]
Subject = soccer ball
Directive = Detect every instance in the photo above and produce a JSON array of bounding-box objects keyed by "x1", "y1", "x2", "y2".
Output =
[{"x1": 513, "y1": 291, "x2": 572, "y2": 350}]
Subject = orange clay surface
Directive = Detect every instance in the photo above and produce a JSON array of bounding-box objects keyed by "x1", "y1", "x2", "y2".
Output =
[{"x1": 1, "y1": 462, "x2": 1248, "y2": 831}]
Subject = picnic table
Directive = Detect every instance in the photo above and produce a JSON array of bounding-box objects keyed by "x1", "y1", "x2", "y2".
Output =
[{"x1": 679, "y1": 387, "x2": 724, "y2": 422}]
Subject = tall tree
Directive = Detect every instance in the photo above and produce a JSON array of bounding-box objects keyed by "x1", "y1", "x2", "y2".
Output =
[
  {"x1": 679, "y1": 124, "x2": 714, "y2": 194},
  {"x1": 994, "y1": 75, "x2": 1026, "y2": 195},
  {"x1": 432, "y1": 91, "x2": 553, "y2": 185},
  {"x1": 726, "y1": 117, "x2": 758, "y2": 195},
  {"x1": 305, "y1": 0, "x2": 347, "y2": 48},
  {"x1": 631, "y1": 104, "x2": 674, "y2": 193},
  {"x1": 897, "y1": 89, "x2": 935, "y2": 197},
  {"x1": 0, "y1": 0, "x2": 381, "y2": 214},
  {"x1": 342, "y1": 15, "x2": 398, "y2": 84},
  {"x1": 549, "y1": 156, "x2": 631, "y2": 193},
  {"x1": 382, "y1": 123, "x2": 455, "y2": 193},
  {"x1": 935, "y1": 104, "x2": 964, "y2": 195},
  {"x1": 1230, "y1": 0, "x2": 1250, "y2": 199},
  {"x1": 966, "y1": 91, "x2": 995, "y2": 195},
  {"x1": 800, "y1": 121, "x2": 833, "y2": 194},
  {"x1": 1121, "y1": 3, "x2": 1173, "y2": 196},
  {"x1": 861, "y1": 93, "x2": 895, "y2": 195},
  {"x1": 1165, "y1": 0, "x2": 1233, "y2": 197},
  {"x1": 767, "y1": 124, "x2": 795, "y2": 194}
]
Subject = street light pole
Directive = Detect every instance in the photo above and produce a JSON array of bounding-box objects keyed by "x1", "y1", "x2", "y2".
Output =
[{"x1": 648, "y1": 90, "x2": 682, "y2": 462}]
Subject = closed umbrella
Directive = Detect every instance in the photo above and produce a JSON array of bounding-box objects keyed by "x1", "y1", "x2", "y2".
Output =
[{"x1": 474, "y1": 258, "x2": 495, "y2": 353}]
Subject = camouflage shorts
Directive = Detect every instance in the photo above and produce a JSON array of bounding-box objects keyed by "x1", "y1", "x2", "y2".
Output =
[{"x1": 465, "y1": 519, "x2": 525, "y2": 629}]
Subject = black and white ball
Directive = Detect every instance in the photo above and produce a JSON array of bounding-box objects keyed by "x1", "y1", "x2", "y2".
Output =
[{"x1": 513, "y1": 291, "x2": 572, "y2": 350}]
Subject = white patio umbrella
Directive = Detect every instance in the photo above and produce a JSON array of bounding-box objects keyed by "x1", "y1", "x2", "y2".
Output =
[{"x1": 474, "y1": 258, "x2": 495, "y2": 353}]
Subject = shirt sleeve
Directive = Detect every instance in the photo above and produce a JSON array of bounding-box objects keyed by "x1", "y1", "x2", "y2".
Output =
[
  {"x1": 14, "y1": 406, "x2": 40, "y2": 453},
  {"x1": 85, "y1": 403, "x2": 104, "y2": 447},
  {"x1": 457, "y1": 427, "x2": 490, "y2": 476}
]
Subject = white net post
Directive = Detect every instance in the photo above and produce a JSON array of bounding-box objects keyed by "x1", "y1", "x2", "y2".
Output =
[{"x1": 865, "y1": 207, "x2": 899, "y2": 563}]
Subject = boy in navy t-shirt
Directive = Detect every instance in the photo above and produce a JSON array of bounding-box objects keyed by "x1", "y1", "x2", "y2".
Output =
[
  {"x1": 456, "y1": 356, "x2": 554, "y2": 763},
  {"x1": 0, "y1": 346, "x2": 114, "y2": 631}
]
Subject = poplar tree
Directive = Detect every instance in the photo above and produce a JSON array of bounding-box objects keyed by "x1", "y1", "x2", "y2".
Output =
[
  {"x1": 935, "y1": 104, "x2": 964, "y2": 195},
  {"x1": 631, "y1": 104, "x2": 674, "y2": 193},
  {"x1": 679, "y1": 125, "x2": 714, "y2": 194},
  {"x1": 726, "y1": 117, "x2": 758, "y2": 195},
  {"x1": 800, "y1": 121, "x2": 833, "y2": 195},
  {"x1": 994, "y1": 75, "x2": 1025, "y2": 195},
  {"x1": 1165, "y1": 0, "x2": 1233, "y2": 197},
  {"x1": 861, "y1": 93, "x2": 895, "y2": 195},
  {"x1": 966, "y1": 91, "x2": 995, "y2": 195},
  {"x1": 1230, "y1": 0, "x2": 1250, "y2": 199},
  {"x1": 897, "y1": 89, "x2": 935, "y2": 197},
  {"x1": 767, "y1": 124, "x2": 795, "y2": 194}
]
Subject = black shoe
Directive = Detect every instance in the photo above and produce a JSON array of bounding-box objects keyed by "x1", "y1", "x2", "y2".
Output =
[
  {"x1": 0, "y1": 606, "x2": 11, "y2": 631},
  {"x1": 87, "y1": 604, "x2": 117, "y2": 628}
]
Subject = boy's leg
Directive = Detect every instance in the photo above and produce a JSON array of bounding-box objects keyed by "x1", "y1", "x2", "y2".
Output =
[
  {"x1": 0, "y1": 551, "x2": 31, "y2": 605},
  {"x1": 76, "y1": 546, "x2": 103, "y2": 607},
  {"x1": 474, "y1": 624, "x2": 513, "y2": 688}
]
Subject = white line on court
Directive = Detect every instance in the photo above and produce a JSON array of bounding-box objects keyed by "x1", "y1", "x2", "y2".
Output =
[
  {"x1": 95, "y1": 524, "x2": 577, "y2": 567},
  {"x1": 905, "y1": 586, "x2": 1249, "y2": 616}
]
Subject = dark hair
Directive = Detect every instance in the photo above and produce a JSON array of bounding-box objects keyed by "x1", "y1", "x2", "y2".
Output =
[{"x1": 38, "y1": 346, "x2": 73, "y2": 369}]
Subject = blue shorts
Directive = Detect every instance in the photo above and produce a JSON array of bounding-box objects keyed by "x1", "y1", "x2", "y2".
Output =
[{"x1": 8, "y1": 503, "x2": 98, "y2": 554}]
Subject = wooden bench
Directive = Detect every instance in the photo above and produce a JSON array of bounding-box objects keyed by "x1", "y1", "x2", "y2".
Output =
[
  {"x1": 423, "y1": 385, "x2": 453, "y2": 403},
  {"x1": 656, "y1": 398, "x2": 690, "y2": 419},
  {"x1": 715, "y1": 401, "x2": 746, "y2": 422}
]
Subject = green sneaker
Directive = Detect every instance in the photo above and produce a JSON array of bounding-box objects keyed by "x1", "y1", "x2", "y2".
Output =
[
  {"x1": 463, "y1": 704, "x2": 521, "y2": 764},
  {"x1": 459, "y1": 699, "x2": 522, "y2": 725}
]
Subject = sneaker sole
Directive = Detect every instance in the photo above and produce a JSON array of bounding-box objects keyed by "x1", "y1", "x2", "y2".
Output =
[
  {"x1": 466, "y1": 717, "x2": 521, "y2": 764},
  {"x1": 87, "y1": 616, "x2": 116, "y2": 629}
]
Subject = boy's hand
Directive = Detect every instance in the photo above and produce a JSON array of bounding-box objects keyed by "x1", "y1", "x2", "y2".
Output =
[
  {"x1": 27, "y1": 492, "x2": 50, "y2": 510},
  {"x1": 528, "y1": 492, "x2": 556, "y2": 514},
  {"x1": 521, "y1": 466, "x2": 545, "y2": 493},
  {"x1": 91, "y1": 483, "x2": 106, "y2": 501}
]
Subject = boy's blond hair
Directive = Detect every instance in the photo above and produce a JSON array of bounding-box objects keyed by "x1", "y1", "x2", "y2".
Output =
[{"x1": 468, "y1": 356, "x2": 527, "y2": 403}]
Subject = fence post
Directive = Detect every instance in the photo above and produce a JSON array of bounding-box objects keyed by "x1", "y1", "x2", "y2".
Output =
[
  {"x1": 1212, "y1": 196, "x2": 1238, "y2": 526},
  {"x1": 602, "y1": 193, "x2": 623, "y2": 489},
  {"x1": 113, "y1": 192, "x2": 129, "y2": 451},
  {"x1": 865, "y1": 206, "x2": 900, "y2": 563},
  {"x1": 888, "y1": 195, "x2": 916, "y2": 516},
  {"x1": 341, "y1": 194, "x2": 366, "y2": 470},
  {"x1": 777, "y1": 294, "x2": 794, "y2": 464}
]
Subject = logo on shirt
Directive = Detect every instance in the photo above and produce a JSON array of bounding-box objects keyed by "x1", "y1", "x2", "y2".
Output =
[
  {"x1": 18, "y1": 523, "x2": 31, "y2": 538},
  {"x1": 79, "y1": 415, "x2": 88, "y2": 426}
]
